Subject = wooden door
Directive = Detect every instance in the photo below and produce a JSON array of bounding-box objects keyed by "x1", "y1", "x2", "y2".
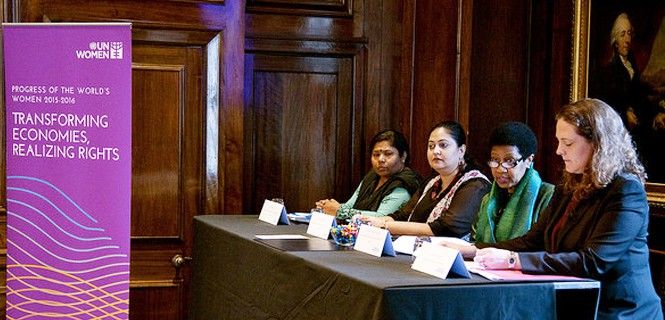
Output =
[
  {"x1": 0, "y1": 1, "x2": 245, "y2": 318},
  {"x1": 129, "y1": 30, "x2": 209, "y2": 319}
]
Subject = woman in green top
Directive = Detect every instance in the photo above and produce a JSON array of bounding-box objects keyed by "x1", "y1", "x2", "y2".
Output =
[
  {"x1": 472, "y1": 122, "x2": 554, "y2": 243},
  {"x1": 315, "y1": 129, "x2": 420, "y2": 220}
]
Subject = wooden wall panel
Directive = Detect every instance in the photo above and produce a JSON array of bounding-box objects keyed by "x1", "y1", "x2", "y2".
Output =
[
  {"x1": 539, "y1": 0, "x2": 573, "y2": 183},
  {"x1": 13, "y1": 1, "x2": 227, "y2": 30},
  {"x1": 247, "y1": 0, "x2": 352, "y2": 16},
  {"x1": 408, "y1": 1, "x2": 554, "y2": 185},
  {"x1": 129, "y1": 286, "x2": 181, "y2": 320},
  {"x1": 523, "y1": 0, "x2": 553, "y2": 178},
  {"x1": 246, "y1": 15, "x2": 356, "y2": 40},
  {"x1": 364, "y1": 0, "x2": 411, "y2": 144},
  {"x1": 244, "y1": 54, "x2": 360, "y2": 213},
  {"x1": 243, "y1": 0, "x2": 394, "y2": 213},
  {"x1": 468, "y1": 0, "x2": 531, "y2": 173},
  {"x1": 409, "y1": 0, "x2": 547, "y2": 179},
  {"x1": 409, "y1": 0, "x2": 463, "y2": 177},
  {"x1": 132, "y1": 64, "x2": 183, "y2": 238}
]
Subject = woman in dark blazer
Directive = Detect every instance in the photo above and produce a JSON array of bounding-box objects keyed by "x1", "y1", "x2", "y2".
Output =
[{"x1": 447, "y1": 99, "x2": 662, "y2": 319}]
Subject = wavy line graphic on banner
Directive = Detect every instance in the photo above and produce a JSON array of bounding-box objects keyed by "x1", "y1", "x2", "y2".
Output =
[{"x1": 6, "y1": 176, "x2": 129, "y2": 319}]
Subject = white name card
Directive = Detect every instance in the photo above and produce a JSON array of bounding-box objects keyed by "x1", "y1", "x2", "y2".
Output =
[
  {"x1": 258, "y1": 199, "x2": 289, "y2": 225},
  {"x1": 353, "y1": 224, "x2": 395, "y2": 257},
  {"x1": 411, "y1": 242, "x2": 470, "y2": 279},
  {"x1": 306, "y1": 212, "x2": 336, "y2": 239}
]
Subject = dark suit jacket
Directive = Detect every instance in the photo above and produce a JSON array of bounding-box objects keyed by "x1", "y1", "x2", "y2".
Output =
[
  {"x1": 589, "y1": 53, "x2": 661, "y2": 144},
  {"x1": 477, "y1": 174, "x2": 663, "y2": 319}
]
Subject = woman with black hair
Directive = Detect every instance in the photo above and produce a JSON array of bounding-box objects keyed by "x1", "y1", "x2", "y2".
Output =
[
  {"x1": 363, "y1": 121, "x2": 490, "y2": 238},
  {"x1": 316, "y1": 129, "x2": 420, "y2": 220},
  {"x1": 472, "y1": 122, "x2": 555, "y2": 243}
]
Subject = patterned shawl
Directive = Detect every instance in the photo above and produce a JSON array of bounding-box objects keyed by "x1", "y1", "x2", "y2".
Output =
[{"x1": 409, "y1": 170, "x2": 489, "y2": 223}]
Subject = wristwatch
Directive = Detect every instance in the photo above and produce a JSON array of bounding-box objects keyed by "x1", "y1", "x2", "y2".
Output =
[{"x1": 508, "y1": 251, "x2": 517, "y2": 269}]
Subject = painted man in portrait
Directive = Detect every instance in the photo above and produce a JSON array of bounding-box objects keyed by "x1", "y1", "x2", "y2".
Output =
[{"x1": 590, "y1": 12, "x2": 665, "y2": 181}]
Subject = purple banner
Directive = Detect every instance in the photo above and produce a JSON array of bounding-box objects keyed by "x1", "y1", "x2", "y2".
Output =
[{"x1": 3, "y1": 24, "x2": 131, "y2": 319}]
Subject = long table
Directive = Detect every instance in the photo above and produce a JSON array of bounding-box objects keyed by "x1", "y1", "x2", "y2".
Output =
[{"x1": 190, "y1": 215, "x2": 600, "y2": 320}]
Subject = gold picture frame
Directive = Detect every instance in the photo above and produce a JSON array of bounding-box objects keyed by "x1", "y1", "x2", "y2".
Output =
[{"x1": 570, "y1": 0, "x2": 665, "y2": 207}]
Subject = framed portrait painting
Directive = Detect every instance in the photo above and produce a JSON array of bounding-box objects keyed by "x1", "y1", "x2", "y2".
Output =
[{"x1": 571, "y1": 0, "x2": 665, "y2": 205}]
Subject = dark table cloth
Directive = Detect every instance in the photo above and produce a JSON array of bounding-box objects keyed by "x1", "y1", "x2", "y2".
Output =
[{"x1": 190, "y1": 215, "x2": 599, "y2": 320}]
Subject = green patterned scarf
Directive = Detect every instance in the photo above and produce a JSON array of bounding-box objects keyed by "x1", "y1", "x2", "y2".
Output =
[{"x1": 474, "y1": 167, "x2": 552, "y2": 243}]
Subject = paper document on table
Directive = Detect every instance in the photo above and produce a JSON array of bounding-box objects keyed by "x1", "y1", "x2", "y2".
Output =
[
  {"x1": 464, "y1": 261, "x2": 585, "y2": 281},
  {"x1": 393, "y1": 236, "x2": 472, "y2": 255},
  {"x1": 255, "y1": 234, "x2": 309, "y2": 240},
  {"x1": 392, "y1": 236, "x2": 417, "y2": 255},
  {"x1": 287, "y1": 212, "x2": 313, "y2": 223},
  {"x1": 429, "y1": 237, "x2": 471, "y2": 246}
]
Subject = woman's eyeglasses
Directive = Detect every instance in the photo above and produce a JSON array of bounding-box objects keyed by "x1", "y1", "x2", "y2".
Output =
[{"x1": 487, "y1": 157, "x2": 523, "y2": 169}]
